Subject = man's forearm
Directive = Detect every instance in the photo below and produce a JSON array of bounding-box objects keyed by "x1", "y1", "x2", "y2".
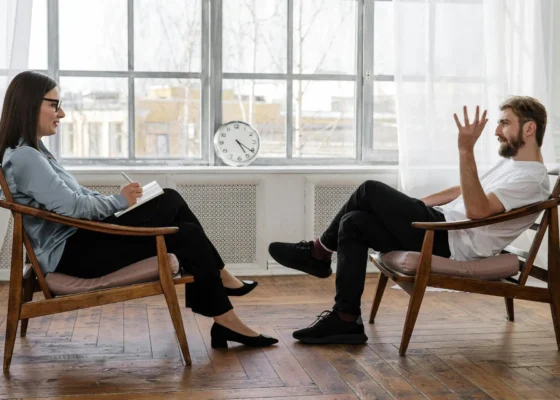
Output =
[
  {"x1": 459, "y1": 149, "x2": 491, "y2": 218},
  {"x1": 420, "y1": 186, "x2": 461, "y2": 207}
]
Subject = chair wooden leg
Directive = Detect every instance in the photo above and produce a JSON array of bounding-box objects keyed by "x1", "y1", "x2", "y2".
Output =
[
  {"x1": 162, "y1": 285, "x2": 192, "y2": 365},
  {"x1": 157, "y1": 237, "x2": 192, "y2": 366},
  {"x1": 20, "y1": 278, "x2": 35, "y2": 337},
  {"x1": 547, "y1": 207, "x2": 560, "y2": 350},
  {"x1": 551, "y1": 297, "x2": 560, "y2": 351},
  {"x1": 399, "y1": 230, "x2": 433, "y2": 356},
  {"x1": 4, "y1": 214, "x2": 23, "y2": 371},
  {"x1": 399, "y1": 278, "x2": 428, "y2": 356},
  {"x1": 4, "y1": 287, "x2": 21, "y2": 371},
  {"x1": 505, "y1": 297, "x2": 514, "y2": 322},
  {"x1": 369, "y1": 273, "x2": 388, "y2": 324}
]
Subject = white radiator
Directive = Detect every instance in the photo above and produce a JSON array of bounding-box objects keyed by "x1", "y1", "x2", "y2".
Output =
[{"x1": 177, "y1": 184, "x2": 258, "y2": 264}]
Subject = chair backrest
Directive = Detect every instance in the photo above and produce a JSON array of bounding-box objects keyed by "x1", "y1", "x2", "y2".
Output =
[
  {"x1": 0, "y1": 167, "x2": 53, "y2": 298},
  {"x1": 513, "y1": 169, "x2": 560, "y2": 286}
]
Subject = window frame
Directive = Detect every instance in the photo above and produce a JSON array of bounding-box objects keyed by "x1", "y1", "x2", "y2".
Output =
[{"x1": 21, "y1": 0, "x2": 399, "y2": 166}]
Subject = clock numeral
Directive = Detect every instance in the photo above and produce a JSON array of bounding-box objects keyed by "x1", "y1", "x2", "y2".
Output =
[
  {"x1": 219, "y1": 141, "x2": 224, "y2": 145},
  {"x1": 230, "y1": 154, "x2": 233, "y2": 158},
  {"x1": 227, "y1": 128, "x2": 230, "y2": 131},
  {"x1": 249, "y1": 133, "x2": 253, "y2": 136},
  {"x1": 234, "y1": 124, "x2": 239, "y2": 129},
  {"x1": 252, "y1": 140, "x2": 256, "y2": 144},
  {"x1": 221, "y1": 133, "x2": 226, "y2": 137},
  {"x1": 223, "y1": 149, "x2": 227, "y2": 153},
  {"x1": 238, "y1": 156, "x2": 242, "y2": 161},
  {"x1": 245, "y1": 154, "x2": 249, "y2": 158}
]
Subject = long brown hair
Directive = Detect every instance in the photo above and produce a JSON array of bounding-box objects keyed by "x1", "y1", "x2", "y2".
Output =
[{"x1": 0, "y1": 71, "x2": 58, "y2": 162}]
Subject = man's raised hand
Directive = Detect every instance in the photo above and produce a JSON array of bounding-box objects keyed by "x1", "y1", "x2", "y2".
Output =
[{"x1": 454, "y1": 105, "x2": 488, "y2": 152}]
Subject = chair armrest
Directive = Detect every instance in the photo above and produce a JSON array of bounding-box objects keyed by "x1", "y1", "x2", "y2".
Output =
[
  {"x1": 0, "y1": 199, "x2": 178, "y2": 236},
  {"x1": 412, "y1": 198, "x2": 560, "y2": 231}
]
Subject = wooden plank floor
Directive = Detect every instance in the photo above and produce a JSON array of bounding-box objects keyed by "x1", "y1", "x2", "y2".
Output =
[{"x1": 0, "y1": 274, "x2": 559, "y2": 400}]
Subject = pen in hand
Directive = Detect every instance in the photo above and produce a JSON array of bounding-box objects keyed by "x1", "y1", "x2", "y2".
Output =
[
  {"x1": 120, "y1": 172, "x2": 142, "y2": 206},
  {"x1": 121, "y1": 172, "x2": 134, "y2": 183}
]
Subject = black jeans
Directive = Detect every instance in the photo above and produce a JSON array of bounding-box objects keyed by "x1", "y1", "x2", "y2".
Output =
[
  {"x1": 320, "y1": 180, "x2": 451, "y2": 316},
  {"x1": 55, "y1": 188, "x2": 232, "y2": 317}
]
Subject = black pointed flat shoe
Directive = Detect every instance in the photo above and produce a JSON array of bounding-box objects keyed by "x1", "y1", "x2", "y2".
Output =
[
  {"x1": 184, "y1": 280, "x2": 259, "y2": 308},
  {"x1": 210, "y1": 322, "x2": 278, "y2": 348},
  {"x1": 225, "y1": 280, "x2": 258, "y2": 296}
]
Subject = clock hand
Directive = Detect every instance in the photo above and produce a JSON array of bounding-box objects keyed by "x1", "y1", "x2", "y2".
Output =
[
  {"x1": 235, "y1": 139, "x2": 247, "y2": 154},
  {"x1": 237, "y1": 141, "x2": 255, "y2": 153}
]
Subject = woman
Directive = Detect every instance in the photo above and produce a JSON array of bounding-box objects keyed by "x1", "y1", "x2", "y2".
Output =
[{"x1": 0, "y1": 71, "x2": 277, "y2": 348}]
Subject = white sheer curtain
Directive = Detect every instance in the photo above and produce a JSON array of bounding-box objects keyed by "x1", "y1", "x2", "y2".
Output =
[
  {"x1": 0, "y1": 0, "x2": 33, "y2": 253},
  {"x1": 394, "y1": 0, "x2": 557, "y2": 270},
  {"x1": 394, "y1": 0, "x2": 556, "y2": 198},
  {"x1": 1, "y1": 0, "x2": 33, "y2": 80}
]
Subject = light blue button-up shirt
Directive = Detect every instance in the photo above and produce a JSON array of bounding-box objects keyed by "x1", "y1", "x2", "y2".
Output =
[{"x1": 1, "y1": 138, "x2": 128, "y2": 274}]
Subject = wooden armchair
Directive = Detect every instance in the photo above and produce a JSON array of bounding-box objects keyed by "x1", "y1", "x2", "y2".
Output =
[
  {"x1": 369, "y1": 171, "x2": 560, "y2": 356},
  {"x1": 0, "y1": 171, "x2": 194, "y2": 371}
]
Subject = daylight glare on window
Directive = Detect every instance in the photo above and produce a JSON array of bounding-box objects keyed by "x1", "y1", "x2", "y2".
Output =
[{"x1": 19, "y1": 0, "x2": 398, "y2": 165}]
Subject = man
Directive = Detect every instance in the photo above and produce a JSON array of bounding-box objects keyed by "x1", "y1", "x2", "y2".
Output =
[{"x1": 269, "y1": 96, "x2": 551, "y2": 344}]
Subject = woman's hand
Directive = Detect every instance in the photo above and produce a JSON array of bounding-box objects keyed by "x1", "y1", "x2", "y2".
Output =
[{"x1": 120, "y1": 182, "x2": 143, "y2": 206}]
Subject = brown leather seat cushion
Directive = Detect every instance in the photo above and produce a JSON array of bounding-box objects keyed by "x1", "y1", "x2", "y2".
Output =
[
  {"x1": 381, "y1": 251, "x2": 519, "y2": 280},
  {"x1": 46, "y1": 254, "x2": 180, "y2": 296}
]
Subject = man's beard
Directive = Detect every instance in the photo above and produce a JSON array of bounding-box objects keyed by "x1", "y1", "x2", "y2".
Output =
[{"x1": 499, "y1": 128, "x2": 525, "y2": 158}]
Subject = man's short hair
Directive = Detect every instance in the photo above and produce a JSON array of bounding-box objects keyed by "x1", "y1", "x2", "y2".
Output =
[{"x1": 500, "y1": 96, "x2": 547, "y2": 147}]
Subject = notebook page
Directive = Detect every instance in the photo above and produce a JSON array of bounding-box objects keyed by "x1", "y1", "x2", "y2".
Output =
[{"x1": 114, "y1": 181, "x2": 164, "y2": 217}]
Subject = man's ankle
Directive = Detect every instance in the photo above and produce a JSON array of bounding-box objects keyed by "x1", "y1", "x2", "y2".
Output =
[
  {"x1": 336, "y1": 311, "x2": 359, "y2": 322},
  {"x1": 312, "y1": 238, "x2": 333, "y2": 260}
]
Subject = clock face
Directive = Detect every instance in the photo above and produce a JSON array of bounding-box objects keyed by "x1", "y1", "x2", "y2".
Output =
[{"x1": 214, "y1": 121, "x2": 260, "y2": 166}]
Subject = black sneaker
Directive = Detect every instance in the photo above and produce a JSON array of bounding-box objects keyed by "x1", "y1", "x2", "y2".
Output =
[
  {"x1": 293, "y1": 310, "x2": 368, "y2": 344},
  {"x1": 268, "y1": 241, "x2": 332, "y2": 278}
]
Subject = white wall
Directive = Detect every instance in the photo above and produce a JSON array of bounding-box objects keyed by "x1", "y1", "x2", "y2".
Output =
[
  {"x1": 0, "y1": 163, "x2": 557, "y2": 282},
  {"x1": 0, "y1": 167, "x2": 397, "y2": 280}
]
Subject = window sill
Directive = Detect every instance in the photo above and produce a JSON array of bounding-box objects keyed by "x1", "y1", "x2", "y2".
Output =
[{"x1": 66, "y1": 164, "x2": 398, "y2": 175}]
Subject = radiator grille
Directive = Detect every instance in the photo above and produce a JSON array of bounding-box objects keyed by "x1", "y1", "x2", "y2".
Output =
[
  {"x1": 86, "y1": 185, "x2": 121, "y2": 195},
  {"x1": 177, "y1": 184, "x2": 258, "y2": 264},
  {"x1": 314, "y1": 185, "x2": 358, "y2": 238},
  {"x1": 0, "y1": 216, "x2": 14, "y2": 271}
]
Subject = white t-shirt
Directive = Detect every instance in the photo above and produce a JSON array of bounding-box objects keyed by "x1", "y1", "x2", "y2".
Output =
[{"x1": 434, "y1": 159, "x2": 550, "y2": 261}]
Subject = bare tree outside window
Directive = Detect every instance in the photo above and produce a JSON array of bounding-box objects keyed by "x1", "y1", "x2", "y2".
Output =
[
  {"x1": 223, "y1": 0, "x2": 287, "y2": 157},
  {"x1": 20, "y1": 0, "x2": 413, "y2": 164},
  {"x1": 134, "y1": 0, "x2": 201, "y2": 159},
  {"x1": 224, "y1": 0, "x2": 356, "y2": 159},
  {"x1": 294, "y1": 0, "x2": 355, "y2": 158}
]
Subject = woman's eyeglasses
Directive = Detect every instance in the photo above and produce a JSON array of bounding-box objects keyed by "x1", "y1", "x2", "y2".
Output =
[{"x1": 43, "y1": 97, "x2": 62, "y2": 113}]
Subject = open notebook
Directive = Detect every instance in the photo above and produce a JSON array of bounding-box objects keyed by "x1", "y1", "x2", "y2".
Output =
[{"x1": 115, "y1": 181, "x2": 164, "y2": 217}]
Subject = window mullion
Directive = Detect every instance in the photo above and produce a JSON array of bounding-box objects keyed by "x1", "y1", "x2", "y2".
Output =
[
  {"x1": 356, "y1": 0, "x2": 365, "y2": 160},
  {"x1": 362, "y1": 0, "x2": 374, "y2": 157},
  {"x1": 127, "y1": 0, "x2": 135, "y2": 160},
  {"x1": 48, "y1": 0, "x2": 60, "y2": 159},
  {"x1": 286, "y1": 0, "x2": 293, "y2": 159},
  {"x1": 201, "y1": 0, "x2": 211, "y2": 164},
  {"x1": 210, "y1": 0, "x2": 222, "y2": 165}
]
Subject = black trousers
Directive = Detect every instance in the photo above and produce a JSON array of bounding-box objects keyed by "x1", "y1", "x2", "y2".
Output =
[
  {"x1": 55, "y1": 189, "x2": 232, "y2": 317},
  {"x1": 320, "y1": 180, "x2": 451, "y2": 316}
]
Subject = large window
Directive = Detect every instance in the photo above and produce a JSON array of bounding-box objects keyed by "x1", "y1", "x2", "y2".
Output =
[{"x1": 19, "y1": 0, "x2": 396, "y2": 165}]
